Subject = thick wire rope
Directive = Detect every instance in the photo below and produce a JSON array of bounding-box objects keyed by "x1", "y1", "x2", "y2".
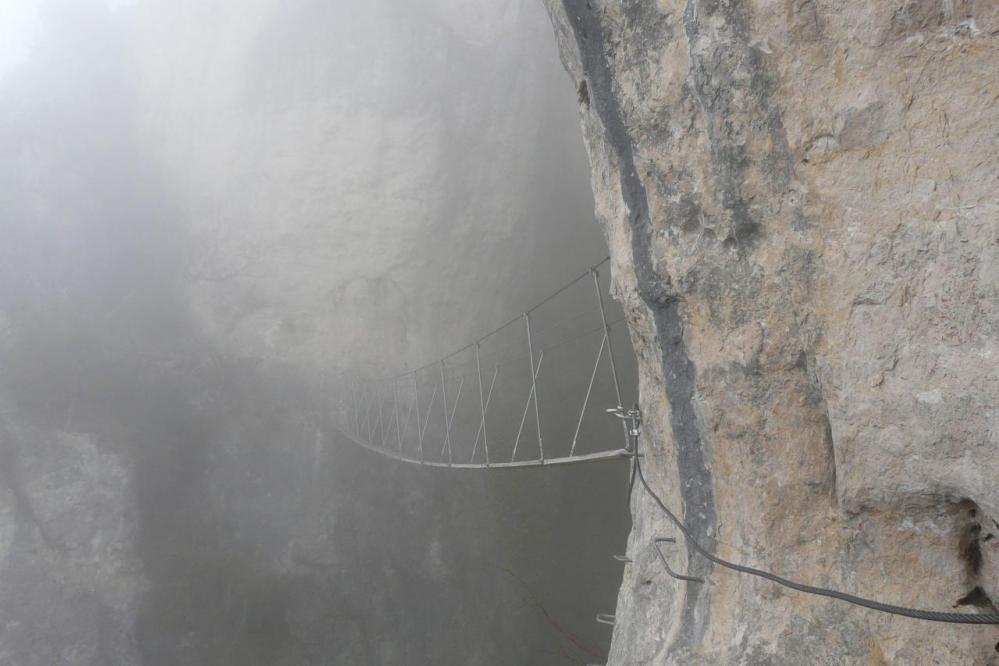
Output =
[
  {"x1": 406, "y1": 304, "x2": 609, "y2": 383},
  {"x1": 631, "y1": 432, "x2": 999, "y2": 625},
  {"x1": 393, "y1": 317, "x2": 628, "y2": 462}
]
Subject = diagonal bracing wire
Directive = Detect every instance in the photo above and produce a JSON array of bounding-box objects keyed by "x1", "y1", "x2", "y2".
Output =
[{"x1": 339, "y1": 258, "x2": 629, "y2": 469}]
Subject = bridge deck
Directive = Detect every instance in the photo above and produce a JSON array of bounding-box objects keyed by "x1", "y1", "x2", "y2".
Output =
[{"x1": 337, "y1": 428, "x2": 631, "y2": 469}]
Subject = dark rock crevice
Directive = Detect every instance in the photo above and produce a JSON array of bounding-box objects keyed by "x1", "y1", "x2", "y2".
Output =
[
  {"x1": 558, "y1": 0, "x2": 717, "y2": 651},
  {"x1": 545, "y1": 0, "x2": 999, "y2": 663}
]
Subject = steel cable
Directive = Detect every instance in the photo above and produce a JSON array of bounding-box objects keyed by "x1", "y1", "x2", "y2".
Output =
[
  {"x1": 384, "y1": 257, "x2": 611, "y2": 380},
  {"x1": 632, "y1": 434, "x2": 999, "y2": 624}
]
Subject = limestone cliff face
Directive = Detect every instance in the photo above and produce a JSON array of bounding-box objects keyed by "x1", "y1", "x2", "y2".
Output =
[{"x1": 543, "y1": 1, "x2": 999, "y2": 663}]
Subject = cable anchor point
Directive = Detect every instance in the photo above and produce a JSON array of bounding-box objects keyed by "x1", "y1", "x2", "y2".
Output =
[
  {"x1": 653, "y1": 537, "x2": 705, "y2": 584},
  {"x1": 606, "y1": 404, "x2": 641, "y2": 451}
]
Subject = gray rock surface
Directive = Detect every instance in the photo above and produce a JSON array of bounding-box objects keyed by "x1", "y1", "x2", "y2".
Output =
[{"x1": 543, "y1": 0, "x2": 999, "y2": 663}]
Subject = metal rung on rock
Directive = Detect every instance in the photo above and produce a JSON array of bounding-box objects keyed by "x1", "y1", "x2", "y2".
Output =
[{"x1": 653, "y1": 537, "x2": 704, "y2": 583}]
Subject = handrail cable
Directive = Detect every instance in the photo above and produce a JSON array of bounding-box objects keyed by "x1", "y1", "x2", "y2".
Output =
[
  {"x1": 385, "y1": 256, "x2": 610, "y2": 380},
  {"x1": 626, "y1": 414, "x2": 999, "y2": 625}
]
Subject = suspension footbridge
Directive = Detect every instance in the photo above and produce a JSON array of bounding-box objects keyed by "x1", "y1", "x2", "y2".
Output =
[
  {"x1": 337, "y1": 257, "x2": 637, "y2": 469},
  {"x1": 332, "y1": 256, "x2": 999, "y2": 627}
]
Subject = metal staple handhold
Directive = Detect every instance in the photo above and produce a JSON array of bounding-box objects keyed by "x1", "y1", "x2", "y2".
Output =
[
  {"x1": 612, "y1": 554, "x2": 632, "y2": 563},
  {"x1": 653, "y1": 537, "x2": 705, "y2": 584},
  {"x1": 595, "y1": 613, "x2": 616, "y2": 626}
]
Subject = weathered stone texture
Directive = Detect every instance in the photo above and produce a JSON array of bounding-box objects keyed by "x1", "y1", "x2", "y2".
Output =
[{"x1": 544, "y1": 0, "x2": 999, "y2": 662}]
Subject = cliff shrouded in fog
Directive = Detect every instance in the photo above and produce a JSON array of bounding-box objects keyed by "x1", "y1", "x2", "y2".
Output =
[{"x1": 0, "y1": 1, "x2": 632, "y2": 664}]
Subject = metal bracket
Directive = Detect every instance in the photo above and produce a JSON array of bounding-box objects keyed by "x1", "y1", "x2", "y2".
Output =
[{"x1": 609, "y1": 404, "x2": 642, "y2": 505}]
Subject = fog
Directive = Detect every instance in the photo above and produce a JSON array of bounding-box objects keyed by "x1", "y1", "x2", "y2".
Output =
[{"x1": 0, "y1": 1, "x2": 633, "y2": 664}]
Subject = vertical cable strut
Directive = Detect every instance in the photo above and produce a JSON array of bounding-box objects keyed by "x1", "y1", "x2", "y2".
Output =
[
  {"x1": 380, "y1": 385, "x2": 391, "y2": 449},
  {"x1": 471, "y1": 366, "x2": 498, "y2": 463},
  {"x1": 363, "y1": 382, "x2": 372, "y2": 441},
  {"x1": 376, "y1": 385, "x2": 386, "y2": 448},
  {"x1": 419, "y1": 381, "x2": 438, "y2": 464},
  {"x1": 592, "y1": 267, "x2": 628, "y2": 453},
  {"x1": 592, "y1": 267, "x2": 623, "y2": 407},
  {"x1": 356, "y1": 379, "x2": 363, "y2": 437},
  {"x1": 413, "y1": 373, "x2": 422, "y2": 462},
  {"x1": 512, "y1": 351, "x2": 544, "y2": 462},
  {"x1": 525, "y1": 312, "x2": 544, "y2": 462},
  {"x1": 350, "y1": 376, "x2": 358, "y2": 435},
  {"x1": 443, "y1": 377, "x2": 463, "y2": 466},
  {"x1": 439, "y1": 360, "x2": 450, "y2": 465},
  {"x1": 570, "y1": 332, "x2": 606, "y2": 457},
  {"x1": 393, "y1": 379, "x2": 402, "y2": 452},
  {"x1": 474, "y1": 342, "x2": 490, "y2": 466}
]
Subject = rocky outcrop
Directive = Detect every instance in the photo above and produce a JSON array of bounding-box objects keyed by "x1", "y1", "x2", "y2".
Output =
[{"x1": 543, "y1": 0, "x2": 999, "y2": 663}]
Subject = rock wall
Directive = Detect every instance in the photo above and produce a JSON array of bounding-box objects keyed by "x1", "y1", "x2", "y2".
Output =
[{"x1": 543, "y1": 1, "x2": 999, "y2": 663}]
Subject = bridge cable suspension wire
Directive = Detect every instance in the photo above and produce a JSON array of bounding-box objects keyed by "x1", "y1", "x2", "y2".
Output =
[
  {"x1": 338, "y1": 256, "x2": 633, "y2": 469},
  {"x1": 335, "y1": 254, "x2": 999, "y2": 625}
]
